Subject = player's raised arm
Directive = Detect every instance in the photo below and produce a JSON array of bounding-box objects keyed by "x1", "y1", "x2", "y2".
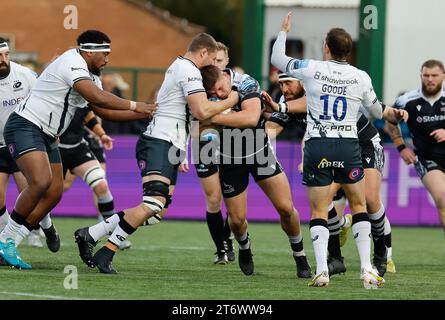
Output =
[{"x1": 271, "y1": 12, "x2": 295, "y2": 74}]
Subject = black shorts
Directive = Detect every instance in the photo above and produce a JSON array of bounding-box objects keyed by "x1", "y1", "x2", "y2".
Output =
[
  {"x1": 84, "y1": 134, "x2": 106, "y2": 163},
  {"x1": 194, "y1": 140, "x2": 218, "y2": 178},
  {"x1": 360, "y1": 134, "x2": 384, "y2": 172},
  {"x1": 60, "y1": 142, "x2": 98, "y2": 177},
  {"x1": 218, "y1": 144, "x2": 283, "y2": 198},
  {"x1": 136, "y1": 135, "x2": 185, "y2": 186},
  {"x1": 414, "y1": 155, "x2": 445, "y2": 179},
  {"x1": 0, "y1": 147, "x2": 19, "y2": 174},
  {"x1": 4, "y1": 112, "x2": 61, "y2": 164},
  {"x1": 303, "y1": 138, "x2": 364, "y2": 187}
]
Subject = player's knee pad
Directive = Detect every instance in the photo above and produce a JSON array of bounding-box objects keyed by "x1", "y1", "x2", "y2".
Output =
[
  {"x1": 82, "y1": 165, "x2": 106, "y2": 189},
  {"x1": 142, "y1": 180, "x2": 169, "y2": 213},
  {"x1": 164, "y1": 195, "x2": 172, "y2": 208},
  {"x1": 144, "y1": 213, "x2": 162, "y2": 226}
]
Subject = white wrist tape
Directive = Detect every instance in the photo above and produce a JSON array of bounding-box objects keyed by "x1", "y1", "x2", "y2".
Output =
[
  {"x1": 130, "y1": 101, "x2": 137, "y2": 111},
  {"x1": 279, "y1": 102, "x2": 288, "y2": 113}
]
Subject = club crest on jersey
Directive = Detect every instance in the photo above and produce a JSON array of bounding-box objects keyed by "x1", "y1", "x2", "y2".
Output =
[{"x1": 13, "y1": 80, "x2": 23, "y2": 92}]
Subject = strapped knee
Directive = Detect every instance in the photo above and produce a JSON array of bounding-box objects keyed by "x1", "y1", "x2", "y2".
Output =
[
  {"x1": 82, "y1": 165, "x2": 105, "y2": 189},
  {"x1": 142, "y1": 180, "x2": 169, "y2": 213}
]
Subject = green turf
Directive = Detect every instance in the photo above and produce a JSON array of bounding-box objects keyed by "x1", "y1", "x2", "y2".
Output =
[{"x1": 0, "y1": 217, "x2": 444, "y2": 300}]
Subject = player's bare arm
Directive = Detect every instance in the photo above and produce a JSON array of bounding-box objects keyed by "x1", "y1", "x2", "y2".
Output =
[
  {"x1": 187, "y1": 91, "x2": 238, "y2": 121},
  {"x1": 210, "y1": 98, "x2": 261, "y2": 128},
  {"x1": 74, "y1": 79, "x2": 155, "y2": 115}
]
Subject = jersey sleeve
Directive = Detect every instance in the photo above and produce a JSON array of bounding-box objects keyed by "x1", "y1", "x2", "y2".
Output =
[
  {"x1": 238, "y1": 76, "x2": 261, "y2": 103},
  {"x1": 285, "y1": 58, "x2": 312, "y2": 80},
  {"x1": 360, "y1": 71, "x2": 383, "y2": 119},
  {"x1": 60, "y1": 55, "x2": 92, "y2": 87},
  {"x1": 393, "y1": 93, "x2": 408, "y2": 109},
  {"x1": 23, "y1": 67, "x2": 38, "y2": 88},
  {"x1": 271, "y1": 30, "x2": 311, "y2": 80},
  {"x1": 178, "y1": 64, "x2": 206, "y2": 96},
  {"x1": 268, "y1": 112, "x2": 291, "y2": 127}
]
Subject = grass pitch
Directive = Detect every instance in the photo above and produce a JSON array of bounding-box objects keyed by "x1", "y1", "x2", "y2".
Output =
[{"x1": 0, "y1": 217, "x2": 444, "y2": 300}]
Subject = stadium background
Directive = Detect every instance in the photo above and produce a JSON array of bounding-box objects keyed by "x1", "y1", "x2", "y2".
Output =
[{"x1": 1, "y1": 0, "x2": 444, "y2": 225}]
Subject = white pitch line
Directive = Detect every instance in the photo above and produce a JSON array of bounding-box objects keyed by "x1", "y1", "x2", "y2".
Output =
[{"x1": 0, "y1": 291, "x2": 91, "y2": 300}]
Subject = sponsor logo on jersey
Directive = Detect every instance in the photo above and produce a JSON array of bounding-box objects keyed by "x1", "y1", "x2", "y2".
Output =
[
  {"x1": 416, "y1": 105, "x2": 422, "y2": 112},
  {"x1": 313, "y1": 72, "x2": 358, "y2": 85},
  {"x1": 2, "y1": 96, "x2": 24, "y2": 108},
  {"x1": 312, "y1": 123, "x2": 353, "y2": 132},
  {"x1": 71, "y1": 67, "x2": 89, "y2": 72},
  {"x1": 317, "y1": 158, "x2": 345, "y2": 169},
  {"x1": 187, "y1": 77, "x2": 201, "y2": 82},
  {"x1": 365, "y1": 157, "x2": 371, "y2": 164},
  {"x1": 416, "y1": 114, "x2": 445, "y2": 123}
]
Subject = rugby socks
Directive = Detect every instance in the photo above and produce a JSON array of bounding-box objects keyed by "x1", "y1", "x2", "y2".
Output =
[
  {"x1": 352, "y1": 213, "x2": 373, "y2": 270},
  {"x1": 107, "y1": 214, "x2": 136, "y2": 249},
  {"x1": 235, "y1": 232, "x2": 250, "y2": 250},
  {"x1": 327, "y1": 203, "x2": 342, "y2": 258},
  {"x1": 0, "y1": 210, "x2": 25, "y2": 243},
  {"x1": 97, "y1": 192, "x2": 115, "y2": 219},
  {"x1": 309, "y1": 219, "x2": 329, "y2": 275},
  {"x1": 223, "y1": 213, "x2": 233, "y2": 240},
  {"x1": 384, "y1": 216, "x2": 393, "y2": 259},
  {"x1": 339, "y1": 215, "x2": 351, "y2": 228},
  {"x1": 289, "y1": 234, "x2": 305, "y2": 257},
  {"x1": 0, "y1": 206, "x2": 9, "y2": 229},
  {"x1": 39, "y1": 213, "x2": 53, "y2": 230},
  {"x1": 15, "y1": 224, "x2": 33, "y2": 246},
  {"x1": 368, "y1": 204, "x2": 386, "y2": 258},
  {"x1": 206, "y1": 211, "x2": 225, "y2": 253},
  {"x1": 89, "y1": 211, "x2": 124, "y2": 242}
]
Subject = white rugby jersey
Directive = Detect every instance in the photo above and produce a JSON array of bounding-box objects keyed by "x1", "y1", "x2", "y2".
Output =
[
  {"x1": 15, "y1": 48, "x2": 100, "y2": 138},
  {"x1": 0, "y1": 61, "x2": 37, "y2": 146},
  {"x1": 144, "y1": 56, "x2": 206, "y2": 150},
  {"x1": 272, "y1": 31, "x2": 382, "y2": 140}
]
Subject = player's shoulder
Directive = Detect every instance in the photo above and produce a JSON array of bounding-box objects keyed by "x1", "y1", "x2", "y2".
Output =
[
  {"x1": 175, "y1": 56, "x2": 200, "y2": 73},
  {"x1": 10, "y1": 61, "x2": 37, "y2": 79},
  {"x1": 395, "y1": 88, "x2": 422, "y2": 107},
  {"x1": 238, "y1": 73, "x2": 260, "y2": 93}
]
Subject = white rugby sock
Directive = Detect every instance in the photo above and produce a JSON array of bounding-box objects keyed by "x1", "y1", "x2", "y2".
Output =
[
  {"x1": 88, "y1": 213, "x2": 120, "y2": 242},
  {"x1": 310, "y1": 224, "x2": 329, "y2": 275},
  {"x1": 39, "y1": 213, "x2": 53, "y2": 230},
  {"x1": 15, "y1": 225, "x2": 32, "y2": 246},
  {"x1": 352, "y1": 217, "x2": 373, "y2": 270}
]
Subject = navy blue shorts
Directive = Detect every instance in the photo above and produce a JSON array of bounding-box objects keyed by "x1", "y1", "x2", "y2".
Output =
[
  {"x1": 4, "y1": 112, "x2": 61, "y2": 164},
  {"x1": 136, "y1": 135, "x2": 185, "y2": 186}
]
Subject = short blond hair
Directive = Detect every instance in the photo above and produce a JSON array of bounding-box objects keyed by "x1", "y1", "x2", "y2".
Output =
[{"x1": 216, "y1": 42, "x2": 229, "y2": 57}]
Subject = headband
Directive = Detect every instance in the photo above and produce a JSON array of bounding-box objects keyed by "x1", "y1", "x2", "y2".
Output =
[{"x1": 79, "y1": 43, "x2": 111, "y2": 52}]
